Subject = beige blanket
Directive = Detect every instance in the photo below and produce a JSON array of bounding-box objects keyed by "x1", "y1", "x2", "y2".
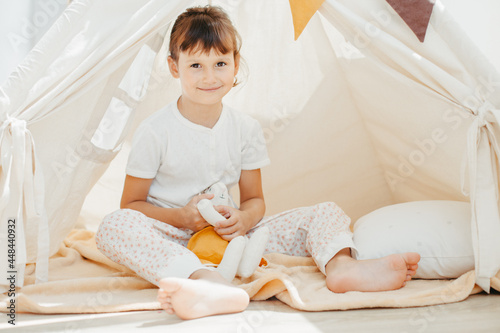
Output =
[{"x1": 1, "y1": 229, "x2": 498, "y2": 314}]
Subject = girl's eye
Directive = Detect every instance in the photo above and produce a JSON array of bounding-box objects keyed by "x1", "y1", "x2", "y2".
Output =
[
  {"x1": 216, "y1": 62, "x2": 226, "y2": 67},
  {"x1": 191, "y1": 63, "x2": 201, "y2": 68}
]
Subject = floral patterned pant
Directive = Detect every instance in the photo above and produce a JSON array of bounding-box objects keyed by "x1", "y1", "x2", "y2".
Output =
[{"x1": 95, "y1": 202, "x2": 355, "y2": 286}]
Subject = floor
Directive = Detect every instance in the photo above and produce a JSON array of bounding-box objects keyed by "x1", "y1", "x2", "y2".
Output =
[{"x1": 4, "y1": 291, "x2": 500, "y2": 332}]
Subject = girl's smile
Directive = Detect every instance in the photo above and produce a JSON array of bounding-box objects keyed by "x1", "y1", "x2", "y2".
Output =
[{"x1": 198, "y1": 86, "x2": 222, "y2": 92}]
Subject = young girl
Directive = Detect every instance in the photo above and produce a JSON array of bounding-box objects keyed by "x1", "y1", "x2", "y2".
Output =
[{"x1": 95, "y1": 6, "x2": 420, "y2": 320}]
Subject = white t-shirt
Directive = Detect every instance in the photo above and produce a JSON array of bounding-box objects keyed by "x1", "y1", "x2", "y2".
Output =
[{"x1": 126, "y1": 101, "x2": 270, "y2": 209}]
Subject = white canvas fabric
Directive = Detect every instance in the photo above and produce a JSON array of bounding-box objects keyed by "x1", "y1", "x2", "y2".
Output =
[
  {"x1": 319, "y1": 0, "x2": 500, "y2": 290},
  {"x1": 0, "y1": 0, "x2": 499, "y2": 292}
]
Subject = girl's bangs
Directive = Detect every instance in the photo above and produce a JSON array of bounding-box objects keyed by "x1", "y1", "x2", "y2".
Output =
[{"x1": 180, "y1": 22, "x2": 237, "y2": 56}]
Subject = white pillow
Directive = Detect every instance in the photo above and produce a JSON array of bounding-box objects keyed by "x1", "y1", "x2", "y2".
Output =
[{"x1": 352, "y1": 200, "x2": 474, "y2": 279}]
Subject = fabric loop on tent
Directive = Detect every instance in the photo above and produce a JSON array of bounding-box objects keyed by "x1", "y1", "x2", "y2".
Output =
[
  {"x1": 477, "y1": 101, "x2": 500, "y2": 127},
  {"x1": 461, "y1": 102, "x2": 500, "y2": 194},
  {"x1": 460, "y1": 100, "x2": 500, "y2": 291},
  {"x1": 0, "y1": 116, "x2": 49, "y2": 287},
  {"x1": 463, "y1": 101, "x2": 500, "y2": 203}
]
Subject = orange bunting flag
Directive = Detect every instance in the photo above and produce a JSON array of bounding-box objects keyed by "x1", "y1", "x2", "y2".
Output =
[{"x1": 289, "y1": 0, "x2": 326, "y2": 40}]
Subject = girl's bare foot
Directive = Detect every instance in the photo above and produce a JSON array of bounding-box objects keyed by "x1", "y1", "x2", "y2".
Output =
[
  {"x1": 157, "y1": 269, "x2": 249, "y2": 320},
  {"x1": 325, "y1": 248, "x2": 420, "y2": 293}
]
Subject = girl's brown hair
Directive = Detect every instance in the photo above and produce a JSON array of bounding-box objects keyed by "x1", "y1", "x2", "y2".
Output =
[{"x1": 169, "y1": 6, "x2": 241, "y2": 63}]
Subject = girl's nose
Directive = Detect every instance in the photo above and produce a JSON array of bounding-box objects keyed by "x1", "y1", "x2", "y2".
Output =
[{"x1": 203, "y1": 68, "x2": 217, "y2": 83}]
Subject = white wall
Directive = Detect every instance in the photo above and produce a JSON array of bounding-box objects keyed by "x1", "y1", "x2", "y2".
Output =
[{"x1": 440, "y1": 0, "x2": 500, "y2": 72}]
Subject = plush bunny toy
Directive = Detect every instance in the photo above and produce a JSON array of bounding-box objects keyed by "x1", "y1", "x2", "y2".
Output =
[{"x1": 186, "y1": 182, "x2": 269, "y2": 281}]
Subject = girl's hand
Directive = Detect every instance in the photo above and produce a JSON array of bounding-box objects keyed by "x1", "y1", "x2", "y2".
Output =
[
  {"x1": 213, "y1": 206, "x2": 251, "y2": 241},
  {"x1": 180, "y1": 193, "x2": 214, "y2": 232}
]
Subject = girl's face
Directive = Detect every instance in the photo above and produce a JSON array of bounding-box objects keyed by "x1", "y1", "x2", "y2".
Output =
[{"x1": 168, "y1": 48, "x2": 239, "y2": 109}]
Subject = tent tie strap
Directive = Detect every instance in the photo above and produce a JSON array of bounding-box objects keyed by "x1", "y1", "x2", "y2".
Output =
[
  {"x1": 477, "y1": 100, "x2": 500, "y2": 127},
  {"x1": 460, "y1": 100, "x2": 500, "y2": 291},
  {"x1": 461, "y1": 100, "x2": 500, "y2": 197},
  {"x1": 0, "y1": 116, "x2": 49, "y2": 287}
]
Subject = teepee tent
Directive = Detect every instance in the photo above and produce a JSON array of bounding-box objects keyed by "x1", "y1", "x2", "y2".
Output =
[{"x1": 1, "y1": 0, "x2": 499, "y2": 299}]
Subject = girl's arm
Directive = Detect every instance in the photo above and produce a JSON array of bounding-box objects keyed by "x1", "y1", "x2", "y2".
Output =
[
  {"x1": 121, "y1": 175, "x2": 211, "y2": 232},
  {"x1": 214, "y1": 169, "x2": 266, "y2": 240},
  {"x1": 238, "y1": 168, "x2": 266, "y2": 227}
]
